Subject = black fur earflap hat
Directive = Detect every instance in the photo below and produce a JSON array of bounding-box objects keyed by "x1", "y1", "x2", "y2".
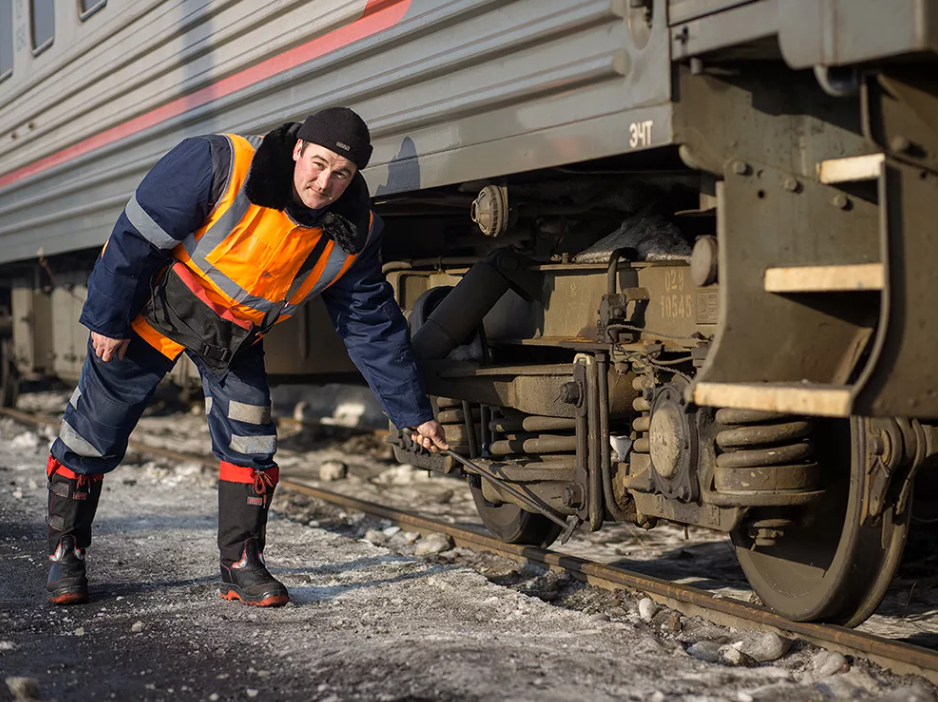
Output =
[
  {"x1": 244, "y1": 119, "x2": 372, "y2": 255},
  {"x1": 297, "y1": 107, "x2": 373, "y2": 170}
]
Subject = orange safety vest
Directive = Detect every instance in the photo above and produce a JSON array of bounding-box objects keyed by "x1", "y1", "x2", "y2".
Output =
[{"x1": 132, "y1": 133, "x2": 373, "y2": 367}]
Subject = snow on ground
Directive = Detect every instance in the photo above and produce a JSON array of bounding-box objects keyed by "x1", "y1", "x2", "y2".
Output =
[{"x1": 1, "y1": 392, "x2": 936, "y2": 701}]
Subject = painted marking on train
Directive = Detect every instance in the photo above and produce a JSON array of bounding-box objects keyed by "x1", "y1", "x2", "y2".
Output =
[
  {"x1": 0, "y1": 0, "x2": 413, "y2": 191},
  {"x1": 659, "y1": 268, "x2": 693, "y2": 320},
  {"x1": 696, "y1": 291, "x2": 719, "y2": 324},
  {"x1": 629, "y1": 120, "x2": 654, "y2": 149}
]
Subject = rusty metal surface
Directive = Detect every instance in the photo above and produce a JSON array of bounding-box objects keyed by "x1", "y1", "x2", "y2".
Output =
[
  {"x1": 489, "y1": 435, "x2": 577, "y2": 456},
  {"x1": 674, "y1": 62, "x2": 875, "y2": 178},
  {"x1": 394, "y1": 263, "x2": 716, "y2": 350},
  {"x1": 865, "y1": 72, "x2": 938, "y2": 175},
  {"x1": 490, "y1": 416, "x2": 576, "y2": 433},
  {"x1": 421, "y1": 362, "x2": 577, "y2": 419}
]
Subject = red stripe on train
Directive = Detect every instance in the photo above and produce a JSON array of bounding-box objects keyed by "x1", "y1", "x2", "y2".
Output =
[{"x1": 0, "y1": 0, "x2": 411, "y2": 191}]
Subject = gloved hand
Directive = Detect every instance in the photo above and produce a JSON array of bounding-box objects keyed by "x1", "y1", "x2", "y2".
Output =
[{"x1": 410, "y1": 420, "x2": 449, "y2": 452}]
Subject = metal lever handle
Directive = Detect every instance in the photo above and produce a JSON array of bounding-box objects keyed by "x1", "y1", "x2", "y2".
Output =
[{"x1": 403, "y1": 430, "x2": 581, "y2": 543}]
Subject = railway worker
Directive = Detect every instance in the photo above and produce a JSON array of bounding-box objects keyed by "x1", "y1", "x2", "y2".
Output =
[{"x1": 43, "y1": 107, "x2": 448, "y2": 607}]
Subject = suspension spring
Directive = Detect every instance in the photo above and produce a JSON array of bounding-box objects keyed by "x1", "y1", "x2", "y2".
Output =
[{"x1": 714, "y1": 408, "x2": 819, "y2": 497}]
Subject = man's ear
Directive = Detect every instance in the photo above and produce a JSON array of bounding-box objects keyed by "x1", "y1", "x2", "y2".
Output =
[{"x1": 292, "y1": 139, "x2": 303, "y2": 162}]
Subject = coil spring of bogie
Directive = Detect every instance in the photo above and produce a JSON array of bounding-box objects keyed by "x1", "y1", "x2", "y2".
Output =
[{"x1": 714, "y1": 408, "x2": 819, "y2": 495}]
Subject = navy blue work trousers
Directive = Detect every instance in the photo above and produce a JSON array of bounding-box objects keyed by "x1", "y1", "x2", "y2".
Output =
[{"x1": 51, "y1": 333, "x2": 277, "y2": 475}]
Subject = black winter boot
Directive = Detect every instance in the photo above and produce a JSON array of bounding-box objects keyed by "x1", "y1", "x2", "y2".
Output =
[
  {"x1": 45, "y1": 457, "x2": 103, "y2": 605},
  {"x1": 217, "y1": 464, "x2": 288, "y2": 607}
]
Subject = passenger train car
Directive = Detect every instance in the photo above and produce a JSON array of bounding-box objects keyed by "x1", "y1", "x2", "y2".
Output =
[{"x1": 1, "y1": 0, "x2": 937, "y2": 625}]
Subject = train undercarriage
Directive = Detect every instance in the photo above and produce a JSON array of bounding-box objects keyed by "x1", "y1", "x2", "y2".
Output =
[{"x1": 380, "y1": 236, "x2": 937, "y2": 627}]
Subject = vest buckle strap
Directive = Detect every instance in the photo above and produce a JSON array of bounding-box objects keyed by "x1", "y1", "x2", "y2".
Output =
[
  {"x1": 199, "y1": 344, "x2": 232, "y2": 365},
  {"x1": 260, "y1": 301, "x2": 287, "y2": 334},
  {"x1": 139, "y1": 262, "x2": 257, "y2": 375}
]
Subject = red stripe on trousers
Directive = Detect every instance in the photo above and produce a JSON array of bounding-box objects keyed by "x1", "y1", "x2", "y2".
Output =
[
  {"x1": 219, "y1": 461, "x2": 280, "y2": 485},
  {"x1": 46, "y1": 456, "x2": 104, "y2": 481}
]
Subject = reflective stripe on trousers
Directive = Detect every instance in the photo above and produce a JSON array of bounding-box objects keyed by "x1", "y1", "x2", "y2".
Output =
[{"x1": 51, "y1": 332, "x2": 277, "y2": 475}]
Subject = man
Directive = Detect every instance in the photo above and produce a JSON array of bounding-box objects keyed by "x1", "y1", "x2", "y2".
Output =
[{"x1": 45, "y1": 107, "x2": 448, "y2": 607}]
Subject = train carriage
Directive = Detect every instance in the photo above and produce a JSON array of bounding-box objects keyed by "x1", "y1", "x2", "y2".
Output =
[{"x1": 1, "y1": 0, "x2": 937, "y2": 625}]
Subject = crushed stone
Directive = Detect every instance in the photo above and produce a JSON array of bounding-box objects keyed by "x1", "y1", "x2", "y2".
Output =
[{"x1": 0, "y1": 396, "x2": 935, "y2": 701}]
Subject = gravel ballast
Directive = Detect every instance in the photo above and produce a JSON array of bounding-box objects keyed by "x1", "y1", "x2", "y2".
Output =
[{"x1": 0, "y1": 399, "x2": 935, "y2": 701}]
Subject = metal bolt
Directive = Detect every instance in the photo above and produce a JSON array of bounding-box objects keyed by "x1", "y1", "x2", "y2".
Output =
[
  {"x1": 562, "y1": 484, "x2": 584, "y2": 509},
  {"x1": 731, "y1": 160, "x2": 749, "y2": 176},
  {"x1": 832, "y1": 193, "x2": 850, "y2": 210},
  {"x1": 612, "y1": 306, "x2": 626, "y2": 318},
  {"x1": 783, "y1": 177, "x2": 800, "y2": 193},
  {"x1": 559, "y1": 382, "x2": 581, "y2": 405}
]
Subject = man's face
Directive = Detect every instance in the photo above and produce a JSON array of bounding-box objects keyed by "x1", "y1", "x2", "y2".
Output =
[{"x1": 292, "y1": 140, "x2": 358, "y2": 210}]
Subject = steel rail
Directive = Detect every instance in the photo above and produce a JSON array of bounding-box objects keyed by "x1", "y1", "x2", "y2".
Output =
[
  {"x1": 277, "y1": 477, "x2": 938, "y2": 685},
  {"x1": 3, "y1": 406, "x2": 937, "y2": 684}
]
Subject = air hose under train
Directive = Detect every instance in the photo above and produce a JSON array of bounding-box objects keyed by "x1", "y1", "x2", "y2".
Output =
[
  {"x1": 409, "y1": 248, "x2": 540, "y2": 361},
  {"x1": 404, "y1": 248, "x2": 579, "y2": 542},
  {"x1": 405, "y1": 434, "x2": 580, "y2": 544}
]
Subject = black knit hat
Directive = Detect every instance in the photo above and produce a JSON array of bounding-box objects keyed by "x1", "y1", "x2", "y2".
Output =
[{"x1": 297, "y1": 107, "x2": 373, "y2": 170}]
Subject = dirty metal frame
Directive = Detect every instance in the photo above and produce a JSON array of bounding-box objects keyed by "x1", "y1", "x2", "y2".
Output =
[
  {"x1": 389, "y1": 244, "x2": 814, "y2": 535},
  {"x1": 676, "y1": 62, "x2": 938, "y2": 420}
]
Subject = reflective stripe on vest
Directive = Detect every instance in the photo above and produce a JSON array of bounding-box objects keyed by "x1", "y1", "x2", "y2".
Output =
[{"x1": 133, "y1": 133, "x2": 375, "y2": 357}]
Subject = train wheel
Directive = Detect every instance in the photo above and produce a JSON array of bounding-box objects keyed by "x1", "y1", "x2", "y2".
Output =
[
  {"x1": 470, "y1": 485, "x2": 562, "y2": 548},
  {"x1": 732, "y1": 418, "x2": 910, "y2": 626},
  {"x1": 0, "y1": 338, "x2": 19, "y2": 408}
]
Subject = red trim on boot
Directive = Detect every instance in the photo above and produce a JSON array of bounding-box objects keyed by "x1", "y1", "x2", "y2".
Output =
[
  {"x1": 49, "y1": 591, "x2": 89, "y2": 606},
  {"x1": 46, "y1": 456, "x2": 104, "y2": 483},
  {"x1": 219, "y1": 589, "x2": 289, "y2": 607},
  {"x1": 219, "y1": 462, "x2": 279, "y2": 486}
]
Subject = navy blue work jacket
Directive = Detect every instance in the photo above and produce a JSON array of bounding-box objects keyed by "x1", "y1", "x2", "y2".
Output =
[{"x1": 80, "y1": 137, "x2": 434, "y2": 430}]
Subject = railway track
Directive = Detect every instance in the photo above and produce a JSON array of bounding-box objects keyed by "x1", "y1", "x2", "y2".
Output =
[{"x1": 4, "y1": 405, "x2": 938, "y2": 685}]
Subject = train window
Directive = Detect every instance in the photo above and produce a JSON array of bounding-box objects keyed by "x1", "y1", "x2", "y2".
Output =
[
  {"x1": 78, "y1": 0, "x2": 106, "y2": 21},
  {"x1": 0, "y1": 0, "x2": 12, "y2": 82},
  {"x1": 29, "y1": 0, "x2": 53, "y2": 55}
]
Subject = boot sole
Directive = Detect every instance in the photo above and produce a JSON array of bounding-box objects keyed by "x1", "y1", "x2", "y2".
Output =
[
  {"x1": 48, "y1": 590, "x2": 89, "y2": 606},
  {"x1": 220, "y1": 589, "x2": 289, "y2": 607}
]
